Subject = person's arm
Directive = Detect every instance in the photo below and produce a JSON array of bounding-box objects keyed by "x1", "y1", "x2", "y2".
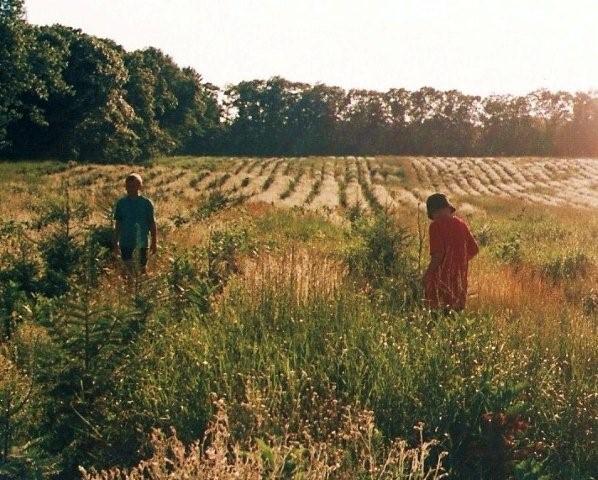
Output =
[
  {"x1": 113, "y1": 202, "x2": 121, "y2": 255},
  {"x1": 149, "y1": 220, "x2": 157, "y2": 254},
  {"x1": 423, "y1": 221, "x2": 444, "y2": 283},
  {"x1": 148, "y1": 200, "x2": 157, "y2": 255},
  {"x1": 424, "y1": 252, "x2": 443, "y2": 281},
  {"x1": 465, "y1": 225, "x2": 479, "y2": 260}
]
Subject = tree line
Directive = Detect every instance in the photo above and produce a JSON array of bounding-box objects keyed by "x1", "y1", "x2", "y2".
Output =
[{"x1": 1, "y1": 0, "x2": 597, "y2": 163}]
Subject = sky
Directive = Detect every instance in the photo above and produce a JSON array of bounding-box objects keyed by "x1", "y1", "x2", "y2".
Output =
[{"x1": 25, "y1": 0, "x2": 598, "y2": 96}]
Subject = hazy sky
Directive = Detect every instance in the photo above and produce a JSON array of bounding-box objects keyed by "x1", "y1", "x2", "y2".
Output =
[{"x1": 25, "y1": 0, "x2": 597, "y2": 96}]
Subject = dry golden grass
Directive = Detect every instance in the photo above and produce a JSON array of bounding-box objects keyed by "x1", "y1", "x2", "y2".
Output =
[
  {"x1": 80, "y1": 394, "x2": 447, "y2": 480},
  {"x1": 238, "y1": 248, "x2": 347, "y2": 307}
]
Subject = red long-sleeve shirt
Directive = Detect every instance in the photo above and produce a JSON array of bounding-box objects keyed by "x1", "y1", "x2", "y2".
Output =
[{"x1": 425, "y1": 215, "x2": 479, "y2": 311}]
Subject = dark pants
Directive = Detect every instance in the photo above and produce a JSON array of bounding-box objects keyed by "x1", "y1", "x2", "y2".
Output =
[{"x1": 120, "y1": 246, "x2": 148, "y2": 267}]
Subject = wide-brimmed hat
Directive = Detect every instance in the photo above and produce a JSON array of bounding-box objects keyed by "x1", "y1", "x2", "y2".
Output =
[{"x1": 426, "y1": 193, "x2": 456, "y2": 219}]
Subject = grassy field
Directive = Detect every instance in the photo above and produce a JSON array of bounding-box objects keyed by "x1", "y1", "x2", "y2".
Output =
[{"x1": 0, "y1": 157, "x2": 596, "y2": 479}]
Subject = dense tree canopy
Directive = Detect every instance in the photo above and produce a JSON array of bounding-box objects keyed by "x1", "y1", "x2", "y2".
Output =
[
  {"x1": 0, "y1": 2, "x2": 596, "y2": 161},
  {"x1": 0, "y1": 0, "x2": 31, "y2": 149},
  {"x1": 217, "y1": 82, "x2": 597, "y2": 158},
  {"x1": 1, "y1": 2, "x2": 221, "y2": 163}
]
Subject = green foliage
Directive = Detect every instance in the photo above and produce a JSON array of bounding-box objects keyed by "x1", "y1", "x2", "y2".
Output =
[
  {"x1": 254, "y1": 208, "x2": 346, "y2": 246},
  {"x1": 347, "y1": 213, "x2": 421, "y2": 309},
  {"x1": 124, "y1": 48, "x2": 221, "y2": 159},
  {"x1": 280, "y1": 170, "x2": 302, "y2": 199},
  {"x1": 513, "y1": 458, "x2": 551, "y2": 480},
  {"x1": 207, "y1": 172, "x2": 229, "y2": 189},
  {"x1": 87, "y1": 224, "x2": 114, "y2": 251},
  {"x1": 198, "y1": 278, "x2": 583, "y2": 477},
  {"x1": 34, "y1": 297, "x2": 140, "y2": 475},
  {"x1": 108, "y1": 314, "x2": 212, "y2": 452},
  {"x1": 0, "y1": 259, "x2": 38, "y2": 298},
  {"x1": 39, "y1": 232, "x2": 81, "y2": 275},
  {"x1": 0, "y1": 174, "x2": 595, "y2": 478},
  {"x1": 0, "y1": 282, "x2": 27, "y2": 339},
  {"x1": 2, "y1": 5, "x2": 598, "y2": 159},
  {"x1": 475, "y1": 223, "x2": 493, "y2": 247},
  {"x1": 345, "y1": 203, "x2": 366, "y2": 223},
  {"x1": 0, "y1": 0, "x2": 30, "y2": 149},
  {"x1": 188, "y1": 170, "x2": 210, "y2": 188},
  {"x1": 62, "y1": 33, "x2": 139, "y2": 162},
  {"x1": 166, "y1": 253, "x2": 215, "y2": 316},
  {"x1": 581, "y1": 289, "x2": 597, "y2": 316},
  {"x1": 206, "y1": 225, "x2": 250, "y2": 288},
  {"x1": 305, "y1": 169, "x2": 323, "y2": 204},
  {"x1": 0, "y1": 342, "x2": 52, "y2": 478},
  {"x1": 540, "y1": 251, "x2": 591, "y2": 283},
  {"x1": 495, "y1": 233, "x2": 522, "y2": 265},
  {"x1": 1, "y1": 17, "x2": 220, "y2": 162},
  {"x1": 262, "y1": 171, "x2": 275, "y2": 191},
  {"x1": 193, "y1": 190, "x2": 230, "y2": 220},
  {"x1": 220, "y1": 80, "x2": 598, "y2": 157}
]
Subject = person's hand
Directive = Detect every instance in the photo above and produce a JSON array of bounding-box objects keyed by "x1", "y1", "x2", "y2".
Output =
[{"x1": 150, "y1": 242, "x2": 157, "y2": 255}]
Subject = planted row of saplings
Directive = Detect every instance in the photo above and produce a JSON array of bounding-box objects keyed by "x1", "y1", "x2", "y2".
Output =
[{"x1": 192, "y1": 158, "x2": 399, "y2": 212}]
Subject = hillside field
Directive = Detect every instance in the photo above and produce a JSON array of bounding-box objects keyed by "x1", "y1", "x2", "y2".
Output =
[{"x1": 0, "y1": 156, "x2": 596, "y2": 479}]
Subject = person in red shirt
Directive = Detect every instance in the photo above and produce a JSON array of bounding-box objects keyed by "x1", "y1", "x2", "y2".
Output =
[{"x1": 423, "y1": 193, "x2": 479, "y2": 312}]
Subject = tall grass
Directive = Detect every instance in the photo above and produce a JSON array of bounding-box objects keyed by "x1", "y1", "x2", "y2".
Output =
[
  {"x1": 0, "y1": 160, "x2": 596, "y2": 479},
  {"x1": 99, "y1": 243, "x2": 595, "y2": 477}
]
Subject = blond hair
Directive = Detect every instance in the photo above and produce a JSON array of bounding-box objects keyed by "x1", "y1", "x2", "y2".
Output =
[{"x1": 126, "y1": 173, "x2": 143, "y2": 185}]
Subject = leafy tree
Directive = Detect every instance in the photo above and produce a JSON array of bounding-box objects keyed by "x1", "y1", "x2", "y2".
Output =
[
  {"x1": 384, "y1": 88, "x2": 411, "y2": 153},
  {"x1": 2, "y1": 5, "x2": 598, "y2": 160},
  {"x1": 62, "y1": 32, "x2": 139, "y2": 162},
  {"x1": 124, "y1": 48, "x2": 221, "y2": 158},
  {"x1": 564, "y1": 92, "x2": 598, "y2": 156},
  {"x1": 124, "y1": 49, "x2": 176, "y2": 158},
  {"x1": 224, "y1": 79, "x2": 268, "y2": 154},
  {"x1": 0, "y1": 0, "x2": 31, "y2": 150},
  {"x1": 5, "y1": 24, "x2": 73, "y2": 157},
  {"x1": 287, "y1": 83, "x2": 346, "y2": 154},
  {"x1": 528, "y1": 89, "x2": 574, "y2": 155}
]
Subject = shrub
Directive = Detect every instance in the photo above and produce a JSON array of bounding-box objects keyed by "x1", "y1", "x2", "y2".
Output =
[
  {"x1": 206, "y1": 226, "x2": 250, "y2": 288},
  {"x1": 347, "y1": 213, "x2": 420, "y2": 309},
  {"x1": 495, "y1": 234, "x2": 522, "y2": 265},
  {"x1": 38, "y1": 232, "x2": 83, "y2": 297},
  {"x1": 280, "y1": 171, "x2": 302, "y2": 199},
  {"x1": 189, "y1": 171, "x2": 210, "y2": 188},
  {"x1": 167, "y1": 253, "x2": 210, "y2": 315},
  {"x1": 0, "y1": 343, "x2": 59, "y2": 479},
  {"x1": 262, "y1": 172, "x2": 275, "y2": 191},
  {"x1": 103, "y1": 315, "x2": 212, "y2": 468},
  {"x1": 87, "y1": 224, "x2": 114, "y2": 250},
  {"x1": 39, "y1": 231, "x2": 82, "y2": 276},
  {"x1": 207, "y1": 173, "x2": 230, "y2": 190},
  {"x1": 0, "y1": 259, "x2": 38, "y2": 298},
  {"x1": 540, "y1": 251, "x2": 591, "y2": 283},
  {"x1": 338, "y1": 178, "x2": 347, "y2": 207},
  {"x1": 0, "y1": 281, "x2": 28, "y2": 339},
  {"x1": 32, "y1": 283, "x2": 145, "y2": 476},
  {"x1": 581, "y1": 289, "x2": 598, "y2": 315},
  {"x1": 345, "y1": 203, "x2": 366, "y2": 223},
  {"x1": 194, "y1": 191, "x2": 230, "y2": 220},
  {"x1": 475, "y1": 223, "x2": 493, "y2": 247}
]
